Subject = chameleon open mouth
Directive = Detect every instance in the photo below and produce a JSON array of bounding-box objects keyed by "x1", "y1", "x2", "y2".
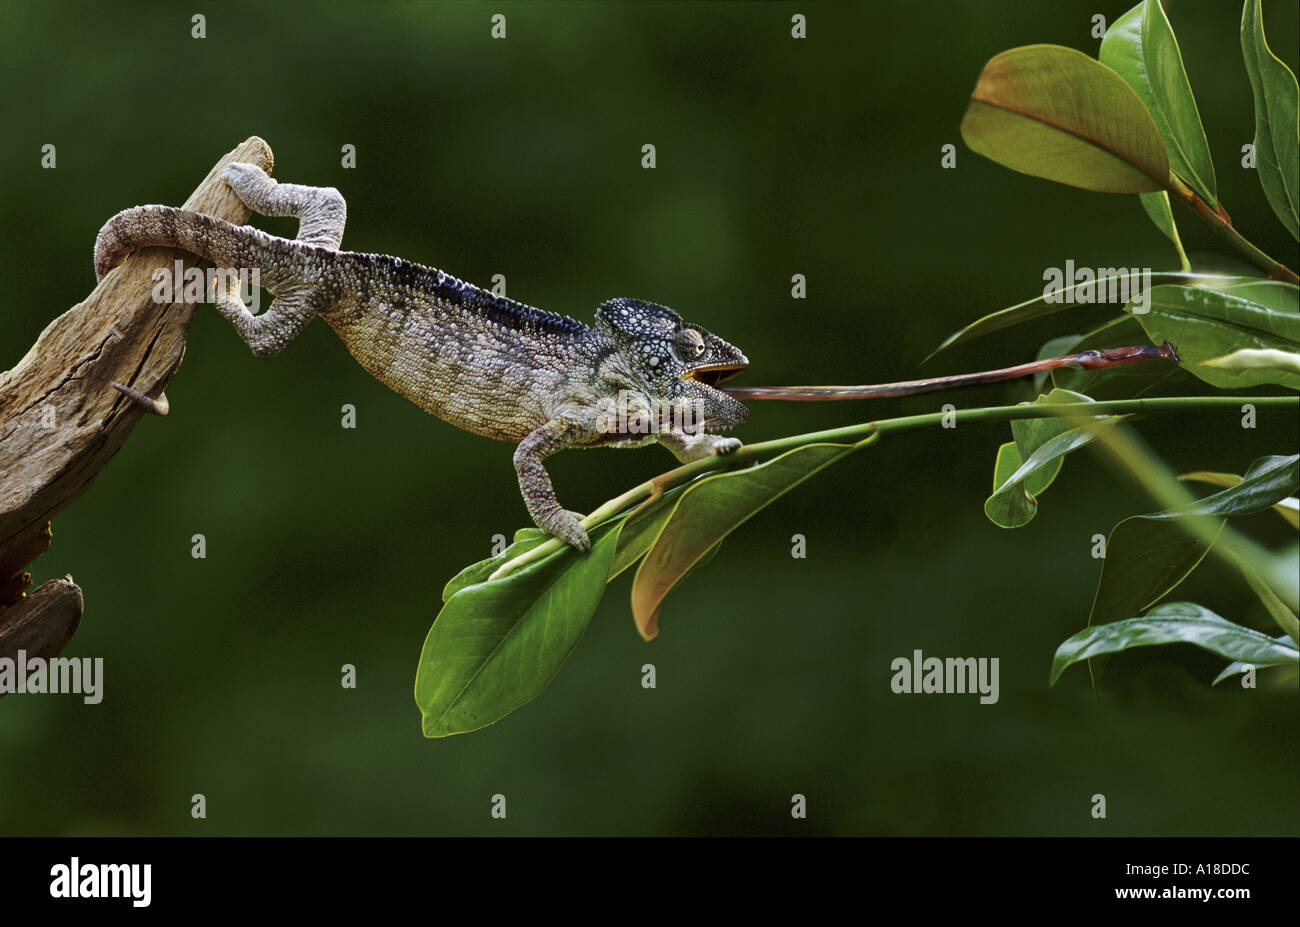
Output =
[{"x1": 683, "y1": 363, "x2": 747, "y2": 387}]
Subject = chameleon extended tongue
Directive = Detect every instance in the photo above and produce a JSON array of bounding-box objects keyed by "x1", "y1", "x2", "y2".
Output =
[{"x1": 720, "y1": 342, "x2": 1179, "y2": 401}]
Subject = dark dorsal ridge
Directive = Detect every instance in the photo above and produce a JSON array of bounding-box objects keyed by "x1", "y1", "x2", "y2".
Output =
[{"x1": 363, "y1": 252, "x2": 590, "y2": 337}]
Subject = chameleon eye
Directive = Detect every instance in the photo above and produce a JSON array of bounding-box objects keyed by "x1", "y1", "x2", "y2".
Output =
[{"x1": 673, "y1": 329, "x2": 706, "y2": 360}]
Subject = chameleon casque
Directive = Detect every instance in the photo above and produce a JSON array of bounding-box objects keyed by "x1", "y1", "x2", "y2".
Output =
[{"x1": 94, "y1": 163, "x2": 750, "y2": 551}]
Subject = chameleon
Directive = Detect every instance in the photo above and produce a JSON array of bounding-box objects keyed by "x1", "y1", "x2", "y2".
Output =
[
  {"x1": 93, "y1": 162, "x2": 751, "y2": 551},
  {"x1": 93, "y1": 163, "x2": 1179, "y2": 550}
]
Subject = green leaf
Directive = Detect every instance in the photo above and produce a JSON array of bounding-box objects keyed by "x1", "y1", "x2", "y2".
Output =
[
  {"x1": 1100, "y1": 1, "x2": 1217, "y2": 206},
  {"x1": 1180, "y1": 467, "x2": 1300, "y2": 528},
  {"x1": 1131, "y1": 280, "x2": 1300, "y2": 389},
  {"x1": 609, "y1": 496, "x2": 677, "y2": 580},
  {"x1": 631, "y1": 437, "x2": 876, "y2": 640},
  {"x1": 1202, "y1": 346, "x2": 1300, "y2": 378},
  {"x1": 927, "y1": 271, "x2": 1208, "y2": 359},
  {"x1": 1241, "y1": 0, "x2": 1299, "y2": 239},
  {"x1": 960, "y1": 44, "x2": 1170, "y2": 193},
  {"x1": 1237, "y1": 554, "x2": 1299, "y2": 643},
  {"x1": 417, "y1": 523, "x2": 622, "y2": 737},
  {"x1": 1178, "y1": 471, "x2": 1240, "y2": 490},
  {"x1": 441, "y1": 531, "x2": 551, "y2": 602},
  {"x1": 1086, "y1": 454, "x2": 1299, "y2": 672},
  {"x1": 1087, "y1": 517, "x2": 1222, "y2": 635},
  {"x1": 1051, "y1": 602, "x2": 1299, "y2": 684},
  {"x1": 1212, "y1": 637, "x2": 1296, "y2": 685},
  {"x1": 1159, "y1": 454, "x2": 1299, "y2": 520},
  {"x1": 1185, "y1": 470, "x2": 1294, "y2": 527},
  {"x1": 1263, "y1": 541, "x2": 1300, "y2": 618},
  {"x1": 984, "y1": 390, "x2": 1122, "y2": 528},
  {"x1": 992, "y1": 440, "x2": 1060, "y2": 497},
  {"x1": 1139, "y1": 191, "x2": 1191, "y2": 270},
  {"x1": 1050, "y1": 313, "x2": 1183, "y2": 396}
]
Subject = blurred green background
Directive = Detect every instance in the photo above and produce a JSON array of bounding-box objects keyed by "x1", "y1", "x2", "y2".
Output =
[{"x1": 2, "y1": 0, "x2": 1297, "y2": 836}]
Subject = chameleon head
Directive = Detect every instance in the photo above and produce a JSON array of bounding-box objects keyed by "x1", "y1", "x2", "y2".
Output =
[{"x1": 594, "y1": 298, "x2": 751, "y2": 430}]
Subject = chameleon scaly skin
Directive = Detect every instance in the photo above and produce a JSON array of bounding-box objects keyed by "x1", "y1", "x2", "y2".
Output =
[{"x1": 93, "y1": 163, "x2": 750, "y2": 550}]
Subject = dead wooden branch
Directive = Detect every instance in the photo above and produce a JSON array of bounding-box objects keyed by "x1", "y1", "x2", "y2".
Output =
[
  {"x1": 0, "y1": 577, "x2": 83, "y2": 679},
  {"x1": 0, "y1": 136, "x2": 274, "y2": 660}
]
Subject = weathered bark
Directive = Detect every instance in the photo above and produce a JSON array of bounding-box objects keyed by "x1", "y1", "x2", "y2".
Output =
[
  {"x1": 0, "y1": 136, "x2": 274, "y2": 660},
  {"x1": 0, "y1": 578, "x2": 83, "y2": 677}
]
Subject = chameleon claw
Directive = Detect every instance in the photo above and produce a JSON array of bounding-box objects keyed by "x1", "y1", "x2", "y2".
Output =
[
  {"x1": 112, "y1": 381, "x2": 170, "y2": 416},
  {"x1": 559, "y1": 525, "x2": 591, "y2": 552},
  {"x1": 543, "y1": 510, "x2": 590, "y2": 552}
]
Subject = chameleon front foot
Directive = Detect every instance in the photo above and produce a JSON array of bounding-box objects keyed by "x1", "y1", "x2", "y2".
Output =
[{"x1": 659, "y1": 430, "x2": 743, "y2": 463}]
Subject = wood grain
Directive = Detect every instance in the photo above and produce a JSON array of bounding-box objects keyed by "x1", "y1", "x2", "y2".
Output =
[
  {"x1": 0, "y1": 137, "x2": 274, "y2": 657},
  {"x1": 0, "y1": 577, "x2": 83, "y2": 680}
]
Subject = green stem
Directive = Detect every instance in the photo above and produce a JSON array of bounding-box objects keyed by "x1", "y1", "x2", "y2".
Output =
[
  {"x1": 1167, "y1": 175, "x2": 1299, "y2": 284},
  {"x1": 488, "y1": 394, "x2": 1299, "y2": 580}
]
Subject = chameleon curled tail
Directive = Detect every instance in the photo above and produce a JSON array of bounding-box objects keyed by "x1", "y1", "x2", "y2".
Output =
[
  {"x1": 95, "y1": 161, "x2": 347, "y2": 287},
  {"x1": 93, "y1": 163, "x2": 363, "y2": 362},
  {"x1": 94, "y1": 205, "x2": 299, "y2": 286}
]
